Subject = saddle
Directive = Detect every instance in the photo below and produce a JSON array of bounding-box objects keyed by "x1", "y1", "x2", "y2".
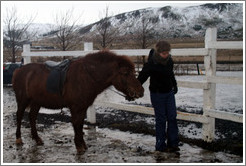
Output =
[{"x1": 45, "y1": 59, "x2": 71, "y2": 95}]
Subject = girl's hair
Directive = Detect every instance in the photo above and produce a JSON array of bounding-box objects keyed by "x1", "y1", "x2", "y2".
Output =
[{"x1": 155, "y1": 41, "x2": 171, "y2": 53}]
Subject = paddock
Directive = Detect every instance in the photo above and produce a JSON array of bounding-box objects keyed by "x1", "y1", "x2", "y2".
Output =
[
  {"x1": 21, "y1": 28, "x2": 243, "y2": 142},
  {"x1": 2, "y1": 80, "x2": 243, "y2": 163}
]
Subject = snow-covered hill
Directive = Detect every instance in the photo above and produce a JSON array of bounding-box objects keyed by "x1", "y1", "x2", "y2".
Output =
[
  {"x1": 26, "y1": 3, "x2": 243, "y2": 40},
  {"x1": 79, "y1": 3, "x2": 243, "y2": 39},
  {"x1": 28, "y1": 23, "x2": 53, "y2": 38}
]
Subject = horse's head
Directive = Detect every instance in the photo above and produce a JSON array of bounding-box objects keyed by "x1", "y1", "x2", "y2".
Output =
[{"x1": 112, "y1": 56, "x2": 144, "y2": 100}]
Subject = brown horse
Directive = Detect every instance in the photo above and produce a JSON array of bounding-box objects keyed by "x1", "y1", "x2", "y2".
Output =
[{"x1": 12, "y1": 50, "x2": 144, "y2": 153}]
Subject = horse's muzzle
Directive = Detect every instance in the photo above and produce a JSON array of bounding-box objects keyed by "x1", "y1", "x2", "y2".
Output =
[{"x1": 127, "y1": 87, "x2": 144, "y2": 99}]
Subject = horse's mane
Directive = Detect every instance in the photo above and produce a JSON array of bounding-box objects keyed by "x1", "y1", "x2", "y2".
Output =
[{"x1": 83, "y1": 51, "x2": 135, "y2": 71}]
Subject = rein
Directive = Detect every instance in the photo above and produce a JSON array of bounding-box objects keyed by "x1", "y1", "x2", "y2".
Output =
[
  {"x1": 108, "y1": 88, "x2": 135, "y2": 101},
  {"x1": 108, "y1": 88, "x2": 126, "y2": 97}
]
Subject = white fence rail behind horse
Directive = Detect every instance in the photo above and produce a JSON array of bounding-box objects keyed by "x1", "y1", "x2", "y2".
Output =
[{"x1": 22, "y1": 28, "x2": 243, "y2": 142}]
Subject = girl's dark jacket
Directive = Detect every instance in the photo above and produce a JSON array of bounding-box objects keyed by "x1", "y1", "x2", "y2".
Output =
[{"x1": 137, "y1": 49, "x2": 178, "y2": 94}]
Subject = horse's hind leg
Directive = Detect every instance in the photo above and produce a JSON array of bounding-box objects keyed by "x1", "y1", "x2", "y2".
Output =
[
  {"x1": 29, "y1": 105, "x2": 43, "y2": 145},
  {"x1": 16, "y1": 102, "x2": 28, "y2": 145}
]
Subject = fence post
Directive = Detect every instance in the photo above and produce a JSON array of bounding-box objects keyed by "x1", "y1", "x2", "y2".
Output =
[
  {"x1": 85, "y1": 42, "x2": 96, "y2": 124},
  {"x1": 22, "y1": 44, "x2": 31, "y2": 64},
  {"x1": 84, "y1": 42, "x2": 93, "y2": 51},
  {"x1": 202, "y1": 28, "x2": 217, "y2": 142}
]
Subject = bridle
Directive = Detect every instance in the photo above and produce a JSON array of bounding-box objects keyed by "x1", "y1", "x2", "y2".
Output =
[
  {"x1": 108, "y1": 72, "x2": 129, "y2": 98},
  {"x1": 109, "y1": 79, "x2": 136, "y2": 99},
  {"x1": 112, "y1": 71, "x2": 137, "y2": 98}
]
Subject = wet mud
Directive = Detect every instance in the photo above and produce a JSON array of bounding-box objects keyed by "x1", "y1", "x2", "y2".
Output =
[
  {"x1": 2, "y1": 87, "x2": 243, "y2": 163},
  {"x1": 96, "y1": 108, "x2": 243, "y2": 156}
]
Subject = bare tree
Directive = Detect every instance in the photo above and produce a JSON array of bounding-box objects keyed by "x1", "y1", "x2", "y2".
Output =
[
  {"x1": 130, "y1": 17, "x2": 156, "y2": 65},
  {"x1": 51, "y1": 8, "x2": 83, "y2": 51},
  {"x1": 95, "y1": 6, "x2": 118, "y2": 49},
  {"x1": 3, "y1": 6, "x2": 36, "y2": 63},
  {"x1": 135, "y1": 17, "x2": 156, "y2": 49}
]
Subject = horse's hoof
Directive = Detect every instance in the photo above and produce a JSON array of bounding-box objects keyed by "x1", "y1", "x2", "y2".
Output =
[
  {"x1": 82, "y1": 142, "x2": 88, "y2": 150},
  {"x1": 16, "y1": 138, "x2": 23, "y2": 145},
  {"x1": 76, "y1": 147, "x2": 86, "y2": 154},
  {"x1": 36, "y1": 138, "x2": 44, "y2": 145}
]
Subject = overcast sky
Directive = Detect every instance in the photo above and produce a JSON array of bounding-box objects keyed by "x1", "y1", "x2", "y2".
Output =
[{"x1": 1, "y1": 1, "x2": 205, "y2": 25}]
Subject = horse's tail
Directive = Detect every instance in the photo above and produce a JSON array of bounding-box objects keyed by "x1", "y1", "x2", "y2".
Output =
[
  {"x1": 12, "y1": 65, "x2": 32, "y2": 104},
  {"x1": 12, "y1": 67, "x2": 21, "y2": 89}
]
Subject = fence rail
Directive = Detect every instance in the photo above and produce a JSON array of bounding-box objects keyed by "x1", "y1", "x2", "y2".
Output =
[{"x1": 22, "y1": 28, "x2": 243, "y2": 142}]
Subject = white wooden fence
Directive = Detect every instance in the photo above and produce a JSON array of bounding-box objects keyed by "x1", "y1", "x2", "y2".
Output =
[{"x1": 22, "y1": 28, "x2": 243, "y2": 142}]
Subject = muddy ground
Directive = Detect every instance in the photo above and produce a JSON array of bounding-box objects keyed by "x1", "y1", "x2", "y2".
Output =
[{"x1": 2, "y1": 87, "x2": 243, "y2": 163}]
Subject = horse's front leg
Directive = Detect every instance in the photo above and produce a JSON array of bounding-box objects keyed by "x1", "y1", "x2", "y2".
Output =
[{"x1": 71, "y1": 108, "x2": 87, "y2": 154}]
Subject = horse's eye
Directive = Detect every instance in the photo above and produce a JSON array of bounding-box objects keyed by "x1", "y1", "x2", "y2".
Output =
[{"x1": 122, "y1": 71, "x2": 128, "y2": 75}]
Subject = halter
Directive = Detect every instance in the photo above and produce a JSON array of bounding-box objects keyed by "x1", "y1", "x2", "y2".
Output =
[{"x1": 83, "y1": 64, "x2": 130, "y2": 98}]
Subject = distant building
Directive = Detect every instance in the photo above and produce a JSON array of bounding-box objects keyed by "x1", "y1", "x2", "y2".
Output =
[{"x1": 31, "y1": 46, "x2": 55, "y2": 50}]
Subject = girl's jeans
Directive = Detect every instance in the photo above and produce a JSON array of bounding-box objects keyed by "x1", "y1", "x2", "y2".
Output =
[{"x1": 150, "y1": 90, "x2": 179, "y2": 151}]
